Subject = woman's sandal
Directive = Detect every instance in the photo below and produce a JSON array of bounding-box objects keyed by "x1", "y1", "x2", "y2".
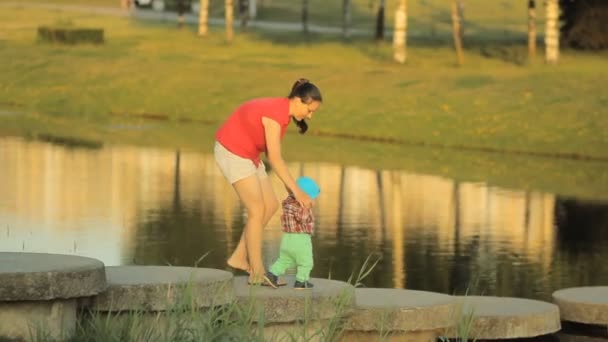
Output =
[{"x1": 247, "y1": 272, "x2": 287, "y2": 288}]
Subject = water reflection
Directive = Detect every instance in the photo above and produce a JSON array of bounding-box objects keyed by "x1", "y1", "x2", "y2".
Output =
[{"x1": 0, "y1": 136, "x2": 607, "y2": 300}]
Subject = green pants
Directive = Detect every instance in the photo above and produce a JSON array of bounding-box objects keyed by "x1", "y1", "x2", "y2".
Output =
[{"x1": 269, "y1": 233, "x2": 313, "y2": 282}]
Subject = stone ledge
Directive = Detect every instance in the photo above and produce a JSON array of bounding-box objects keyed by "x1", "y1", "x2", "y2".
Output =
[
  {"x1": 233, "y1": 276, "x2": 355, "y2": 323},
  {"x1": 553, "y1": 286, "x2": 608, "y2": 325},
  {"x1": 88, "y1": 266, "x2": 234, "y2": 312},
  {"x1": 447, "y1": 296, "x2": 561, "y2": 340},
  {"x1": 0, "y1": 299, "x2": 77, "y2": 341},
  {"x1": 0, "y1": 252, "x2": 106, "y2": 301},
  {"x1": 345, "y1": 288, "x2": 457, "y2": 333}
]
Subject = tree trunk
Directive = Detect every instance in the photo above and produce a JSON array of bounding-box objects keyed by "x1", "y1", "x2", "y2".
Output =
[
  {"x1": 528, "y1": 0, "x2": 536, "y2": 58},
  {"x1": 375, "y1": 0, "x2": 385, "y2": 40},
  {"x1": 249, "y1": 0, "x2": 257, "y2": 19},
  {"x1": 545, "y1": 0, "x2": 559, "y2": 64},
  {"x1": 457, "y1": 0, "x2": 465, "y2": 39},
  {"x1": 342, "y1": 0, "x2": 352, "y2": 39},
  {"x1": 450, "y1": 0, "x2": 465, "y2": 65},
  {"x1": 177, "y1": 0, "x2": 186, "y2": 29},
  {"x1": 226, "y1": 0, "x2": 234, "y2": 41},
  {"x1": 302, "y1": 0, "x2": 309, "y2": 34},
  {"x1": 198, "y1": 0, "x2": 209, "y2": 36},
  {"x1": 239, "y1": 0, "x2": 249, "y2": 29},
  {"x1": 120, "y1": 0, "x2": 131, "y2": 10},
  {"x1": 393, "y1": 0, "x2": 407, "y2": 63}
]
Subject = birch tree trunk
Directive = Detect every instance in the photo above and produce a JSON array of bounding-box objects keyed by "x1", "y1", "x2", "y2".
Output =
[
  {"x1": 302, "y1": 0, "x2": 309, "y2": 34},
  {"x1": 528, "y1": 0, "x2": 536, "y2": 58},
  {"x1": 545, "y1": 0, "x2": 559, "y2": 64},
  {"x1": 457, "y1": 0, "x2": 465, "y2": 39},
  {"x1": 226, "y1": 0, "x2": 234, "y2": 41},
  {"x1": 342, "y1": 0, "x2": 352, "y2": 40},
  {"x1": 375, "y1": 0, "x2": 385, "y2": 40},
  {"x1": 450, "y1": 0, "x2": 464, "y2": 65},
  {"x1": 249, "y1": 0, "x2": 257, "y2": 19},
  {"x1": 198, "y1": 0, "x2": 209, "y2": 36},
  {"x1": 393, "y1": 0, "x2": 407, "y2": 63}
]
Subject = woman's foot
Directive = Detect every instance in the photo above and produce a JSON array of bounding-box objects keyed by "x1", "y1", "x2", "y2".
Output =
[
  {"x1": 248, "y1": 272, "x2": 279, "y2": 289},
  {"x1": 227, "y1": 257, "x2": 250, "y2": 273}
]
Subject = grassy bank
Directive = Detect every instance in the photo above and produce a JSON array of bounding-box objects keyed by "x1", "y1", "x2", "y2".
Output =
[{"x1": 0, "y1": 5, "x2": 607, "y2": 199}]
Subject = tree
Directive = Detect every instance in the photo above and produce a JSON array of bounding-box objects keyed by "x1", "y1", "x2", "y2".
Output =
[
  {"x1": 249, "y1": 0, "x2": 257, "y2": 19},
  {"x1": 120, "y1": 0, "x2": 131, "y2": 10},
  {"x1": 457, "y1": 0, "x2": 465, "y2": 39},
  {"x1": 560, "y1": 0, "x2": 608, "y2": 50},
  {"x1": 393, "y1": 0, "x2": 408, "y2": 63},
  {"x1": 198, "y1": 0, "x2": 209, "y2": 36},
  {"x1": 176, "y1": 0, "x2": 187, "y2": 29},
  {"x1": 343, "y1": 0, "x2": 352, "y2": 40},
  {"x1": 302, "y1": 0, "x2": 309, "y2": 34},
  {"x1": 226, "y1": 0, "x2": 234, "y2": 41},
  {"x1": 450, "y1": 0, "x2": 464, "y2": 65},
  {"x1": 375, "y1": 0, "x2": 386, "y2": 41},
  {"x1": 545, "y1": 0, "x2": 560, "y2": 63},
  {"x1": 528, "y1": 0, "x2": 537, "y2": 59},
  {"x1": 239, "y1": 0, "x2": 250, "y2": 29}
]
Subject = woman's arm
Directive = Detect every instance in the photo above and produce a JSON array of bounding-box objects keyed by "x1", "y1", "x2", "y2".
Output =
[{"x1": 262, "y1": 117, "x2": 313, "y2": 208}]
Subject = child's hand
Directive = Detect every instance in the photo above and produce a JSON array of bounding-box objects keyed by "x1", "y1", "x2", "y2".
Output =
[{"x1": 294, "y1": 188, "x2": 313, "y2": 208}]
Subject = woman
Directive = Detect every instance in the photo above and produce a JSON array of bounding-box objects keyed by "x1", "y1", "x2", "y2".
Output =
[{"x1": 214, "y1": 78, "x2": 323, "y2": 287}]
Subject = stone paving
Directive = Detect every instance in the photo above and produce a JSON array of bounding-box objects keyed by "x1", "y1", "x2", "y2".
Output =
[
  {"x1": 88, "y1": 265, "x2": 234, "y2": 312},
  {"x1": 553, "y1": 286, "x2": 608, "y2": 326},
  {"x1": 446, "y1": 295, "x2": 561, "y2": 340},
  {"x1": 2, "y1": 252, "x2": 607, "y2": 341},
  {"x1": 0, "y1": 252, "x2": 106, "y2": 340}
]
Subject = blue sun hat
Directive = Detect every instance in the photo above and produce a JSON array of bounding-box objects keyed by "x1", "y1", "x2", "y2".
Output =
[{"x1": 296, "y1": 176, "x2": 320, "y2": 199}]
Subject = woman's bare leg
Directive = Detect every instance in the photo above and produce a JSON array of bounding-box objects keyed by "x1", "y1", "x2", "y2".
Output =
[
  {"x1": 230, "y1": 174, "x2": 266, "y2": 281},
  {"x1": 227, "y1": 176, "x2": 279, "y2": 273}
]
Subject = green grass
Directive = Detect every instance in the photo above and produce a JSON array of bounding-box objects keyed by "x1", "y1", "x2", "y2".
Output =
[
  {"x1": 34, "y1": 0, "x2": 547, "y2": 36},
  {"x1": 0, "y1": 5, "x2": 607, "y2": 200}
]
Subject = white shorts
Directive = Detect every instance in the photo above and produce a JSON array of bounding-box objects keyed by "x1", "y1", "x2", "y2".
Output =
[{"x1": 214, "y1": 141, "x2": 267, "y2": 184}]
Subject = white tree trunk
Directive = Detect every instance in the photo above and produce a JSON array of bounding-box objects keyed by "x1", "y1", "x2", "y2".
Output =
[
  {"x1": 249, "y1": 0, "x2": 257, "y2": 19},
  {"x1": 528, "y1": 0, "x2": 536, "y2": 58},
  {"x1": 342, "y1": 0, "x2": 351, "y2": 40},
  {"x1": 393, "y1": 0, "x2": 407, "y2": 63},
  {"x1": 450, "y1": 0, "x2": 464, "y2": 65},
  {"x1": 226, "y1": 0, "x2": 234, "y2": 41},
  {"x1": 198, "y1": 0, "x2": 209, "y2": 36},
  {"x1": 545, "y1": 0, "x2": 559, "y2": 64}
]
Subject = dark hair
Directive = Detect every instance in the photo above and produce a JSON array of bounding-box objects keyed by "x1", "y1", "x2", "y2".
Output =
[{"x1": 288, "y1": 78, "x2": 323, "y2": 135}]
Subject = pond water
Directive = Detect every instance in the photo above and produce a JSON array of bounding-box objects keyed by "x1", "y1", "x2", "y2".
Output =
[{"x1": 1, "y1": 136, "x2": 607, "y2": 304}]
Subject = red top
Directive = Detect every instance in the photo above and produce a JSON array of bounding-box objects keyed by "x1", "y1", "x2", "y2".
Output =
[
  {"x1": 281, "y1": 195, "x2": 314, "y2": 235},
  {"x1": 216, "y1": 97, "x2": 290, "y2": 166}
]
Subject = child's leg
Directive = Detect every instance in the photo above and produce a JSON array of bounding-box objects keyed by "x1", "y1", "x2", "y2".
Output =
[
  {"x1": 294, "y1": 234, "x2": 313, "y2": 282},
  {"x1": 269, "y1": 234, "x2": 296, "y2": 276}
]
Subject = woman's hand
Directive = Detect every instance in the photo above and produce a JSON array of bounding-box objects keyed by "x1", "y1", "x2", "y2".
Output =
[{"x1": 294, "y1": 188, "x2": 313, "y2": 208}]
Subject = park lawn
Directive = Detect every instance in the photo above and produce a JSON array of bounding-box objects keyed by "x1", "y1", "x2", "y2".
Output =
[
  {"x1": 31, "y1": 0, "x2": 545, "y2": 35},
  {"x1": 0, "y1": 5, "x2": 607, "y2": 199}
]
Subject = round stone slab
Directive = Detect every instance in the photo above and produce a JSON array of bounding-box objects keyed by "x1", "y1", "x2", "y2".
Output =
[
  {"x1": 447, "y1": 296, "x2": 561, "y2": 339},
  {"x1": 233, "y1": 276, "x2": 355, "y2": 323},
  {"x1": 345, "y1": 288, "x2": 457, "y2": 332},
  {"x1": 0, "y1": 252, "x2": 106, "y2": 301},
  {"x1": 553, "y1": 286, "x2": 608, "y2": 325},
  {"x1": 90, "y1": 266, "x2": 234, "y2": 312}
]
